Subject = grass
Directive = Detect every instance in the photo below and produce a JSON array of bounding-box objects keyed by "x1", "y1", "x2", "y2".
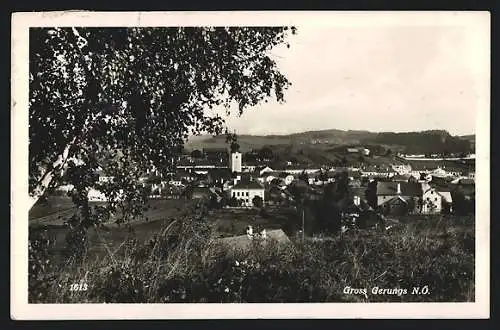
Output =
[
  {"x1": 30, "y1": 197, "x2": 186, "y2": 226},
  {"x1": 30, "y1": 201, "x2": 297, "y2": 265},
  {"x1": 29, "y1": 200, "x2": 475, "y2": 303}
]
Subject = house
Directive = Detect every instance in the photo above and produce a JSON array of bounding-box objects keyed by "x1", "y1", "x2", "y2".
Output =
[
  {"x1": 207, "y1": 168, "x2": 233, "y2": 185},
  {"x1": 431, "y1": 167, "x2": 451, "y2": 178},
  {"x1": 262, "y1": 174, "x2": 277, "y2": 184},
  {"x1": 203, "y1": 147, "x2": 229, "y2": 165},
  {"x1": 421, "y1": 185, "x2": 445, "y2": 214},
  {"x1": 392, "y1": 174, "x2": 410, "y2": 182},
  {"x1": 283, "y1": 174, "x2": 295, "y2": 186},
  {"x1": 88, "y1": 188, "x2": 108, "y2": 202},
  {"x1": 392, "y1": 164, "x2": 412, "y2": 175},
  {"x1": 259, "y1": 166, "x2": 274, "y2": 176},
  {"x1": 96, "y1": 168, "x2": 114, "y2": 183},
  {"x1": 211, "y1": 229, "x2": 292, "y2": 258},
  {"x1": 230, "y1": 180, "x2": 265, "y2": 207},
  {"x1": 376, "y1": 181, "x2": 422, "y2": 214},
  {"x1": 88, "y1": 188, "x2": 124, "y2": 202},
  {"x1": 242, "y1": 161, "x2": 262, "y2": 173},
  {"x1": 408, "y1": 163, "x2": 440, "y2": 179},
  {"x1": 177, "y1": 169, "x2": 197, "y2": 183},
  {"x1": 362, "y1": 170, "x2": 394, "y2": 179},
  {"x1": 380, "y1": 196, "x2": 410, "y2": 216},
  {"x1": 430, "y1": 175, "x2": 454, "y2": 186},
  {"x1": 348, "y1": 178, "x2": 362, "y2": 188}
]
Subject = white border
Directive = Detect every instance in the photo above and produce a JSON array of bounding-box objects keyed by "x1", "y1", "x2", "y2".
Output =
[{"x1": 11, "y1": 11, "x2": 490, "y2": 320}]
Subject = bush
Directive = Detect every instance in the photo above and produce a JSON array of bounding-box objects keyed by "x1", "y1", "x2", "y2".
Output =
[{"x1": 29, "y1": 211, "x2": 475, "y2": 303}]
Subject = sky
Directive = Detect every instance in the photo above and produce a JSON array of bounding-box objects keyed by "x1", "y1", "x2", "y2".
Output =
[{"x1": 218, "y1": 13, "x2": 489, "y2": 137}]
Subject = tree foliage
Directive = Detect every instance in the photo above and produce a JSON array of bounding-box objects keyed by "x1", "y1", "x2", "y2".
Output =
[
  {"x1": 190, "y1": 149, "x2": 203, "y2": 159},
  {"x1": 29, "y1": 26, "x2": 296, "y2": 227},
  {"x1": 258, "y1": 147, "x2": 273, "y2": 160},
  {"x1": 252, "y1": 195, "x2": 263, "y2": 208}
]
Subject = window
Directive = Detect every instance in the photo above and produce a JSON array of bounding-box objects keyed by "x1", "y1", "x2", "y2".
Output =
[
  {"x1": 232, "y1": 192, "x2": 235, "y2": 197},
  {"x1": 434, "y1": 198, "x2": 437, "y2": 201},
  {"x1": 246, "y1": 192, "x2": 249, "y2": 196}
]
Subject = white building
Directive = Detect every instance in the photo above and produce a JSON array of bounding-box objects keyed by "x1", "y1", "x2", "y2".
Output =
[
  {"x1": 230, "y1": 152, "x2": 242, "y2": 173},
  {"x1": 392, "y1": 164, "x2": 412, "y2": 175},
  {"x1": 421, "y1": 186, "x2": 443, "y2": 214},
  {"x1": 259, "y1": 166, "x2": 274, "y2": 176},
  {"x1": 88, "y1": 188, "x2": 124, "y2": 202},
  {"x1": 230, "y1": 180, "x2": 265, "y2": 207},
  {"x1": 284, "y1": 174, "x2": 295, "y2": 186}
]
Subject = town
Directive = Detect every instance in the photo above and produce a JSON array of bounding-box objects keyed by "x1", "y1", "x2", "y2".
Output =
[{"x1": 79, "y1": 140, "x2": 475, "y2": 240}]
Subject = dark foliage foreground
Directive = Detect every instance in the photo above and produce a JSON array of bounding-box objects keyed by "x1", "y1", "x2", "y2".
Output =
[{"x1": 29, "y1": 213, "x2": 474, "y2": 303}]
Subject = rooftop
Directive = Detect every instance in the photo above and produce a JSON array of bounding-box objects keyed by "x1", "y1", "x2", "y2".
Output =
[
  {"x1": 215, "y1": 229, "x2": 292, "y2": 254},
  {"x1": 232, "y1": 180, "x2": 264, "y2": 190},
  {"x1": 376, "y1": 181, "x2": 422, "y2": 196}
]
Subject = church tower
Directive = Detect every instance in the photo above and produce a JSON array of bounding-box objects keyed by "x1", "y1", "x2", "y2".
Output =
[{"x1": 230, "y1": 151, "x2": 242, "y2": 173}]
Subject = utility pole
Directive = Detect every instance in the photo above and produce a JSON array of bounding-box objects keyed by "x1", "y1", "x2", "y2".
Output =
[{"x1": 302, "y1": 201, "x2": 305, "y2": 242}]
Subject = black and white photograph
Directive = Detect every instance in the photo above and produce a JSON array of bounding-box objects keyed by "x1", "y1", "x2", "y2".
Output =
[{"x1": 11, "y1": 11, "x2": 490, "y2": 319}]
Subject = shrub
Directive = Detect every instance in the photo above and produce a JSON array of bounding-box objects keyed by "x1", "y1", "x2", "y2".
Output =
[{"x1": 29, "y1": 211, "x2": 475, "y2": 303}]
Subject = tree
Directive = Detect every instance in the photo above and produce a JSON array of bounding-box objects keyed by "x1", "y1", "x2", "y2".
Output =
[
  {"x1": 270, "y1": 178, "x2": 281, "y2": 186},
  {"x1": 190, "y1": 149, "x2": 203, "y2": 159},
  {"x1": 332, "y1": 171, "x2": 349, "y2": 202},
  {"x1": 259, "y1": 147, "x2": 273, "y2": 161},
  {"x1": 340, "y1": 157, "x2": 348, "y2": 167},
  {"x1": 252, "y1": 195, "x2": 264, "y2": 208},
  {"x1": 298, "y1": 170, "x2": 309, "y2": 182},
  {"x1": 228, "y1": 196, "x2": 241, "y2": 207},
  {"x1": 29, "y1": 26, "x2": 296, "y2": 227},
  {"x1": 230, "y1": 141, "x2": 240, "y2": 153},
  {"x1": 365, "y1": 179, "x2": 378, "y2": 209},
  {"x1": 318, "y1": 171, "x2": 329, "y2": 182}
]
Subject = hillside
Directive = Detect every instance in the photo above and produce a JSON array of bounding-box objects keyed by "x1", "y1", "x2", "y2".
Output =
[
  {"x1": 363, "y1": 130, "x2": 473, "y2": 154},
  {"x1": 184, "y1": 129, "x2": 473, "y2": 155},
  {"x1": 459, "y1": 134, "x2": 475, "y2": 151}
]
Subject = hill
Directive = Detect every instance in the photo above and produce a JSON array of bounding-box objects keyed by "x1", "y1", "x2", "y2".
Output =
[
  {"x1": 184, "y1": 129, "x2": 474, "y2": 155},
  {"x1": 459, "y1": 134, "x2": 475, "y2": 151},
  {"x1": 363, "y1": 130, "x2": 473, "y2": 155}
]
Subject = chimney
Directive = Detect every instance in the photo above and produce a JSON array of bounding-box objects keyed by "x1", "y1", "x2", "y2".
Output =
[{"x1": 397, "y1": 182, "x2": 401, "y2": 195}]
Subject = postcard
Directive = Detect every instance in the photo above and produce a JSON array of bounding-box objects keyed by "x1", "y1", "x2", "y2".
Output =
[{"x1": 11, "y1": 10, "x2": 490, "y2": 319}]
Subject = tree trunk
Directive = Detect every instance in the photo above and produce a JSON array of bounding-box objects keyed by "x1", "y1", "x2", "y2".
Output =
[{"x1": 29, "y1": 140, "x2": 75, "y2": 210}]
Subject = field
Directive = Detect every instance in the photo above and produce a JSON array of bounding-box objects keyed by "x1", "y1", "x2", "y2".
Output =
[{"x1": 29, "y1": 197, "x2": 300, "y2": 265}]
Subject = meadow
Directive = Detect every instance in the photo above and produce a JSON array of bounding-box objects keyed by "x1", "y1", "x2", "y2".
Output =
[{"x1": 28, "y1": 197, "x2": 475, "y2": 303}]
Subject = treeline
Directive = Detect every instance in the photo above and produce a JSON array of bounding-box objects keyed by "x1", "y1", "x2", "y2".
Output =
[{"x1": 364, "y1": 130, "x2": 472, "y2": 155}]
